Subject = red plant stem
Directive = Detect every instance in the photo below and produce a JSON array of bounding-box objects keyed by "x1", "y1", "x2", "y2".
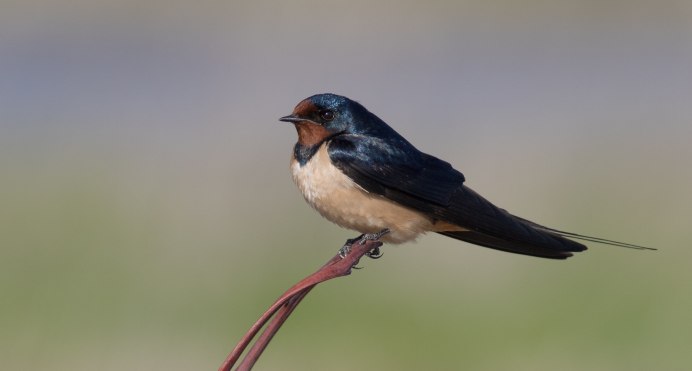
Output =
[
  {"x1": 237, "y1": 288, "x2": 313, "y2": 371},
  {"x1": 219, "y1": 239, "x2": 383, "y2": 371}
]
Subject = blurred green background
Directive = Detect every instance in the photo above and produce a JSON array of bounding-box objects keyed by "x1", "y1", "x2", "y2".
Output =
[{"x1": 2, "y1": 1, "x2": 691, "y2": 370}]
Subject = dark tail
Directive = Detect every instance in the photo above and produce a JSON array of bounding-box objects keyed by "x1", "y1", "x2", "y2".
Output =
[
  {"x1": 436, "y1": 185, "x2": 653, "y2": 259},
  {"x1": 512, "y1": 216, "x2": 656, "y2": 251},
  {"x1": 439, "y1": 229, "x2": 586, "y2": 260}
]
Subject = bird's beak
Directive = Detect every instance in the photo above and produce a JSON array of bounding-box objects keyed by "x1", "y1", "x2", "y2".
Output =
[{"x1": 279, "y1": 115, "x2": 302, "y2": 123}]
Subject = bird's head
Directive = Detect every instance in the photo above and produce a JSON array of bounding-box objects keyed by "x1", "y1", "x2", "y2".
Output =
[{"x1": 280, "y1": 93, "x2": 365, "y2": 146}]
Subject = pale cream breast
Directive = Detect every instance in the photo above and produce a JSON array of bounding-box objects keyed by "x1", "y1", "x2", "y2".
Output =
[{"x1": 290, "y1": 143, "x2": 437, "y2": 244}]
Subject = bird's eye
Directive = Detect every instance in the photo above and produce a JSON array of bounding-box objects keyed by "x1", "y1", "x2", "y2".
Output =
[{"x1": 319, "y1": 110, "x2": 335, "y2": 121}]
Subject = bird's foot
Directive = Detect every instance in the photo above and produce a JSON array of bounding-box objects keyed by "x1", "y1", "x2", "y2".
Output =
[
  {"x1": 338, "y1": 234, "x2": 364, "y2": 259},
  {"x1": 337, "y1": 229, "x2": 390, "y2": 260},
  {"x1": 362, "y1": 228, "x2": 389, "y2": 260}
]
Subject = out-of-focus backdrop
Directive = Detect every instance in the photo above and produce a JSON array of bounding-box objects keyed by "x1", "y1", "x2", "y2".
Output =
[{"x1": 2, "y1": 1, "x2": 691, "y2": 370}]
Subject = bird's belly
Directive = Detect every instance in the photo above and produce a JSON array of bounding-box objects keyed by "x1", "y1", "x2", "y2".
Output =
[{"x1": 291, "y1": 145, "x2": 433, "y2": 243}]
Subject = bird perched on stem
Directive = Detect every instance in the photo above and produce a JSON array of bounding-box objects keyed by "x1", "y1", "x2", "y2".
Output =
[{"x1": 280, "y1": 93, "x2": 653, "y2": 259}]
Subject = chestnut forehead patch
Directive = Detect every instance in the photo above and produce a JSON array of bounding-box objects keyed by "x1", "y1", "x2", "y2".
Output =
[{"x1": 292, "y1": 99, "x2": 318, "y2": 117}]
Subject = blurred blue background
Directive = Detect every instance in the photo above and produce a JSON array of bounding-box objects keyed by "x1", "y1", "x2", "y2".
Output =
[{"x1": 2, "y1": 1, "x2": 691, "y2": 370}]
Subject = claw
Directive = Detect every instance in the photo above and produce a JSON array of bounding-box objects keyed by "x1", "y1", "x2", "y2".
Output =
[{"x1": 365, "y1": 246, "x2": 383, "y2": 259}]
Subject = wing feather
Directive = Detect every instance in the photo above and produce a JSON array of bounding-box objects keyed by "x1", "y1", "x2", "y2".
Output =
[
  {"x1": 327, "y1": 135, "x2": 586, "y2": 258},
  {"x1": 328, "y1": 136, "x2": 464, "y2": 206}
]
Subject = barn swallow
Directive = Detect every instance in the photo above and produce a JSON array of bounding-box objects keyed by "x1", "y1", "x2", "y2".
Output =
[{"x1": 280, "y1": 93, "x2": 653, "y2": 259}]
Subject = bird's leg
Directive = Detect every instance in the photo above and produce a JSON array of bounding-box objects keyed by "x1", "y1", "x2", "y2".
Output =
[
  {"x1": 338, "y1": 228, "x2": 390, "y2": 259},
  {"x1": 360, "y1": 228, "x2": 389, "y2": 259},
  {"x1": 358, "y1": 228, "x2": 390, "y2": 245}
]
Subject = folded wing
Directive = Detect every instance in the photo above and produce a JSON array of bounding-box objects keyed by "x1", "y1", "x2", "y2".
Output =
[{"x1": 328, "y1": 135, "x2": 587, "y2": 259}]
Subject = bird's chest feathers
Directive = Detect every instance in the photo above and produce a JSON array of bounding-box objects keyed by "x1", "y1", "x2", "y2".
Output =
[
  {"x1": 290, "y1": 144, "x2": 434, "y2": 243},
  {"x1": 291, "y1": 145, "x2": 363, "y2": 214}
]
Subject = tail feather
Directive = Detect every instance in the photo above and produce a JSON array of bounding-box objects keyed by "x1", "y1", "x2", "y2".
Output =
[
  {"x1": 512, "y1": 216, "x2": 656, "y2": 251},
  {"x1": 435, "y1": 184, "x2": 655, "y2": 258},
  {"x1": 438, "y1": 230, "x2": 584, "y2": 259},
  {"x1": 435, "y1": 185, "x2": 588, "y2": 259}
]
